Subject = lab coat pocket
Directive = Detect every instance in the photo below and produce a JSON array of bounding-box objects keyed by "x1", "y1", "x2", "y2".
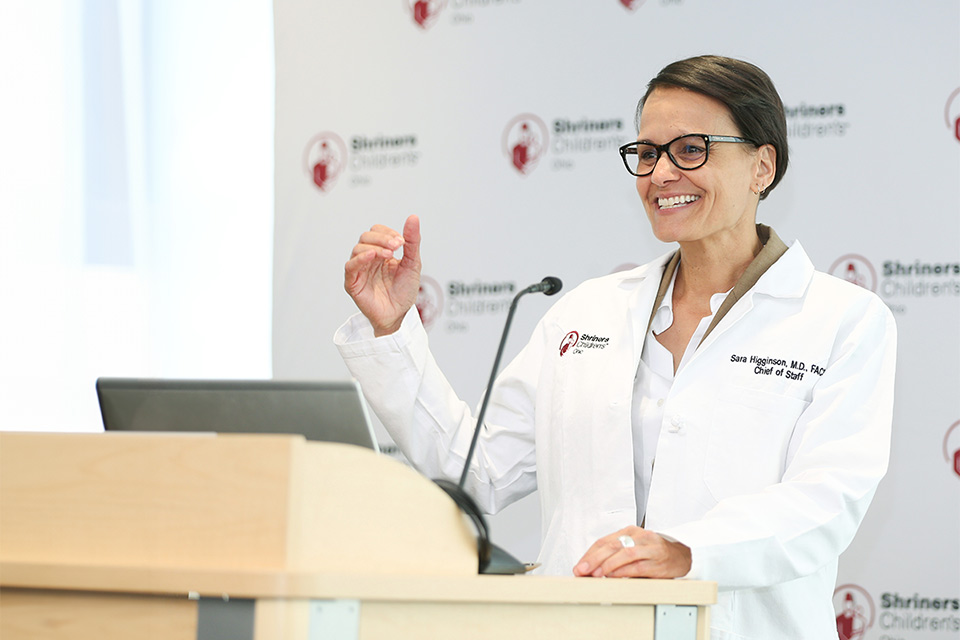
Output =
[{"x1": 703, "y1": 387, "x2": 809, "y2": 502}]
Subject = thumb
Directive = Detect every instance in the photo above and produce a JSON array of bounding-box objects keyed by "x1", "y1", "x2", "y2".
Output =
[{"x1": 400, "y1": 214, "x2": 421, "y2": 269}]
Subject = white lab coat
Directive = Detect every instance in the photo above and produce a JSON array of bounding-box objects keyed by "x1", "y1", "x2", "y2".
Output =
[{"x1": 334, "y1": 241, "x2": 896, "y2": 640}]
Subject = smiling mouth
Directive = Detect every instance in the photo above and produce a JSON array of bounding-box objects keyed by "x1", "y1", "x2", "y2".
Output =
[{"x1": 657, "y1": 195, "x2": 700, "y2": 210}]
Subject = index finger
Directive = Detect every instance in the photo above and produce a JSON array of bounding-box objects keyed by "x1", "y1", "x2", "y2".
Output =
[
  {"x1": 574, "y1": 533, "x2": 626, "y2": 577},
  {"x1": 358, "y1": 224, "x2": 404, "y2": 251}
]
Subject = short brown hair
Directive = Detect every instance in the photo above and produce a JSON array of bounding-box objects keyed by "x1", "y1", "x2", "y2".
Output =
[{"x1": 638, "y1": 55, "x2": 788, "y2": 200}]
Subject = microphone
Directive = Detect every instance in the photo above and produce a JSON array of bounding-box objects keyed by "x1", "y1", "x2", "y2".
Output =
[
  {"x1": 434, "y1": 276, "x2": 562, "y2": 575},
  {"x1": 520, "y1": 276, "x2": 562, "y2": 297}
]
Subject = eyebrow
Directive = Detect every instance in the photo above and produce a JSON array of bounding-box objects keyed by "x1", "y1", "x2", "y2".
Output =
[{"x1": 635, "y1": 133, "x2": 694, "y2": 145}]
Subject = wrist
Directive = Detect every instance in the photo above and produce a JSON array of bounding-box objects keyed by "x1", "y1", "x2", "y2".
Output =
[
  {"x1": 373, "y1": 323, "x2": 401, "y2": 337},
  {"x1": 667, "y1": 540, "x2": 692, "y2": 577},
  {"x1": 372, "y1": 313, "x2": 407, "y2": 337}
]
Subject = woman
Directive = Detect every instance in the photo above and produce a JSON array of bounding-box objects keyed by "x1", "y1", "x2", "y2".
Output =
[{"x1": 335, "y1": 56, "x2": 896, "y2": 639}]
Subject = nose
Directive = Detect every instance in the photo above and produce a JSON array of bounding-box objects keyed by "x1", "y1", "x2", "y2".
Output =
[{"x1": 649, "y1": 152, "x2": 680, "y2": 187}]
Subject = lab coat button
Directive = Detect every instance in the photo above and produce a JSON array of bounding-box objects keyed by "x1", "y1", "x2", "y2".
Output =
[
  {"x1": 656, "y1": 398, "x2": 665, "y2": 408},
  {"x1": 668, "y1": 414, "x2": 684, "y2": 433}
]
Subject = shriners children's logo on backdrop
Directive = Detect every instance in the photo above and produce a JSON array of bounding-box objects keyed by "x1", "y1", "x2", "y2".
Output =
[
  {"x1": 304, "y1": 132, "x2": 347, "y2": 193},
  {"x1": 416, "y1": 275, "x2": 444, "y2": 330},
  {"x1": 829, "y1": 254, "x2": 877, "y2": 292},
  {"x1": 619, "y1": 0, "x2": 648, "y2": 10},
  {"x1": 946, "y1": 87, "x2": 960, "y2": 143},
  {"x1": 503, "y1": 114, "x2": 548, "y2": 175},
  {"x1": 944, "y1": 420, "x2": 960, "y2": 478},
  {"x1": 408, "y1": 0, "x2": 445, "y2": 29},
  {"x1": 833, "y1": 585, "x2": 875, "y2": 640}
]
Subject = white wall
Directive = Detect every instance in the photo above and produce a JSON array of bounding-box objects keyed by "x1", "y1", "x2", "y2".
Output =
[{"x1": 0, "y1": 0, "x2": 275, "y2": 431}]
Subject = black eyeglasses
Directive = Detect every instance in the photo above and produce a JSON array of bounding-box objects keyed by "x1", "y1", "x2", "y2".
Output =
[{"x1": 618, "y1": 133, "x2": 754, "y2": 177}]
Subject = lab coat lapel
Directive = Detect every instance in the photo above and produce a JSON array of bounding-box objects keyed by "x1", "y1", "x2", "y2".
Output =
[
  {"x1": 696, "y1": 233, "x2": 814, "y2": 353},
  {"x1": 625, "y1": 251, "x2": 677, "y2": 365},
  {"x1": 578, "y1": 252, "x2": 673, "y2": 528}
]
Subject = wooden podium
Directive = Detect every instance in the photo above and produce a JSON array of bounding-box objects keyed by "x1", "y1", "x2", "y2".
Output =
[{"x1": 0, "y1": 432, "x2": 715, "y2": 639}]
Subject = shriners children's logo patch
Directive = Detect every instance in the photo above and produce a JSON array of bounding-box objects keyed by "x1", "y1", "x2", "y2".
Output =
[
  {"x1": 559, "y1": 331, "x2": 609, "y2": 357},
  {"x1": 559, "y1": 331, "x2": 579, "y2": 356}
]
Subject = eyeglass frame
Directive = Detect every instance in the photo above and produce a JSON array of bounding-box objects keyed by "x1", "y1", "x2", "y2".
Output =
[{"x1": 618, "y1": 133, "x2": 756, "y2": 177}]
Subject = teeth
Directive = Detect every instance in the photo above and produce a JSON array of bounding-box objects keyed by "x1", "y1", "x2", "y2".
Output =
[{"x1": 658, "y1": 195, "x2": 700, "y2": 209}]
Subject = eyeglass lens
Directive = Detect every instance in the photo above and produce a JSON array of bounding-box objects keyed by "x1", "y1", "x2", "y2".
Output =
[{"x1": 627, "y1": 135, "x2": 709, "y2": 175}]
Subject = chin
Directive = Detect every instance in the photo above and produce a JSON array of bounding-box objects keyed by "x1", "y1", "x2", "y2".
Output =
[{"x1": 647, "y1": 215, "x2": 691, "y2": 245}]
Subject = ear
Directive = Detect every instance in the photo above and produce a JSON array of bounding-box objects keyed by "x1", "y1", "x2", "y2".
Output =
[{"x1": 754, "y1": 144, "x2": 776, "y2": 190}]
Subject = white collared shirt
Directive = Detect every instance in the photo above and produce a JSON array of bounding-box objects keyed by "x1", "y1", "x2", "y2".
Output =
[{"x1": 631, "y1": 268, "x2": 731, "y2": 524}]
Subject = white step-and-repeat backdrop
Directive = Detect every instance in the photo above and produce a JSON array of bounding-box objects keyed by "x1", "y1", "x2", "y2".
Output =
[{"x1": 273, "y1": 1, "x2": 959, "y2": 637}]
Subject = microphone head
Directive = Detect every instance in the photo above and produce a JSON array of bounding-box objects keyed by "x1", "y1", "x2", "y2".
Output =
[{"x1": 541, "y1": 276, "x2": 562, "y2": 296}]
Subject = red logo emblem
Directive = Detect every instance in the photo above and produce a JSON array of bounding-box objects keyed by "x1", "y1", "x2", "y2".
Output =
[
  {"x1": 408, "y1": 0, "x2": 445, "y2": 29},
  {"x1": 619, "y1": 0, "x2": 648, "y2": 10},
  {"x1": 503, "y1": 114, "x2": 549, "y2": 175},
  {"x1": 559, "y1": 331, "x2": 579, "y2": 357},
  {"x1": 833, "y1": 585, "x2": 875, "y2": 640},
  {"x1": 304, "y1": 132, "x2": 347, "y2": 193},
  {"x1": 944, "y1": 420, "x2": 960, "y2": 478},
  {"x1": 945, "y1": 87, "x2": 960, "y2": 143},
  {"x1": 829, "y1": 254, "x2": 877, "y2": 292},
  {"x1": 416, "y1": 275, "x2": 444, "y2": 330}
]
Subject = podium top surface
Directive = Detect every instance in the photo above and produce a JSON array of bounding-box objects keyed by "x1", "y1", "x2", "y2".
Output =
[{"x1": 0, "y1": 559, "x2": 717, "y2": 606}]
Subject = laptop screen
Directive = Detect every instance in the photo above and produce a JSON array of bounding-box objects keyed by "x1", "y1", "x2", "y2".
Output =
[{"x1": 97, "y1": 378, "x2": 378, "y2": 451}]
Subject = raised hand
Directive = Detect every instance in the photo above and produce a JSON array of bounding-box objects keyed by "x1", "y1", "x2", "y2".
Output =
[{"x1": 344, "y1": 215, "x2": 422, "y2": 336}]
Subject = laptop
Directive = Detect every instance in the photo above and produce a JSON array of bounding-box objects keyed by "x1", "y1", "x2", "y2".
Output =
[{"x1": 96, "y1": 378, "x2": 379, "y2": 451}]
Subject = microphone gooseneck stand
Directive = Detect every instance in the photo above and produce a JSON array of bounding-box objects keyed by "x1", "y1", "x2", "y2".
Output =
[{"x1": 434, "y1": 276, "x2": 562, "y2": 574}]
